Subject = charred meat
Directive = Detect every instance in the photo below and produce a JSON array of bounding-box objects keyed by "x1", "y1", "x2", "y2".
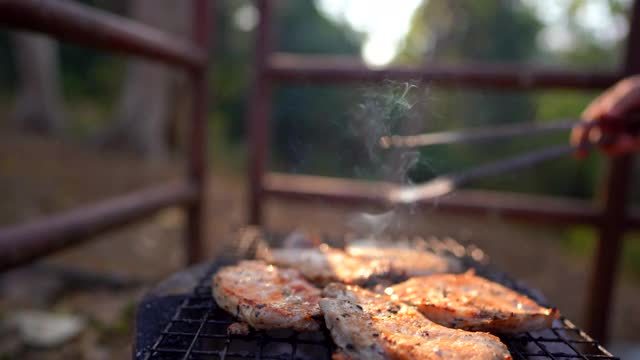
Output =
[
  {"x1": 320, "y1": 283, "x2": 512, "y2": 360},
  {"x1": 388, "y1": 271, "x2": 559, "y2": 334},
  {"x1": 259, "y1": 244, "x2": 392, "y2": 286},
  {"x1": 212, "y1": 260, "x2": 322, "y2": 331},
  {"x1": 346, "y1": 244, "x2": 462, "y2": 277}
]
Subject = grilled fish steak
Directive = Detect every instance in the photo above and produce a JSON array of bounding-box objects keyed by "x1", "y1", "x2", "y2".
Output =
[
  {"x1": 259, "y1": 244, "x2": 392, "y2": 286},
  {"x1": 346, "y1": 245, "x2": 462, "y2": 277},
  {"x1": 212, "y1": 260, "x2": 322, "y2": 331},
  {"x1": 388, "y1": 271, "x2": 559, "y2": 334},
  {"x1": 320, "y1": 283, "x2": 511, "y2": 360}
]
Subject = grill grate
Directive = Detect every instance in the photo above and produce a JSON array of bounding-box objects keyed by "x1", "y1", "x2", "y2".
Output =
[{"x1": 141, "y1": 236, "x2": 617, "y2": 360}]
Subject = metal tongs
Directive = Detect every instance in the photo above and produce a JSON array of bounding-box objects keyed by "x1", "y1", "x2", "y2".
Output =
[{"x1": 382, "y1": 114, "x2": 640, "y2": 203}]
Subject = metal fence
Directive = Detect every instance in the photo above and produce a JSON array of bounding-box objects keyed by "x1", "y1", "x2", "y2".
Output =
[
  {"x1": 0, "y1": 0, "x2": 210, "y2": 267},
  {"x1": 246, "y1": 0, "x2": 640, "y2": 343},
  {"x1": 0, "y1": 0, "x2": 638, "y2": 345}
]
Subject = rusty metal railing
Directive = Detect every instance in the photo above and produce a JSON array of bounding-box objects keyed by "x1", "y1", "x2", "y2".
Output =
[
  {"x1": 268, "y1": 53, "x2": 622, "y2": 89},
  {"x1": 247, "y1": 0, "x2": 640, "y2": 343},
  {"x1": 0, "y1": 0, "x2": 211, "y2": 270}
]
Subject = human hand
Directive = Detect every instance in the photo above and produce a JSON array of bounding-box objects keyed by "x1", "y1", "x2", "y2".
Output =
[{"x1": 571, "y1": 75, "x2": 640, "y2": 158}]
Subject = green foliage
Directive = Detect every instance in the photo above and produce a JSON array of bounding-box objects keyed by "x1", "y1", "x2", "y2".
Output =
[
  {"x1": 385, "y1": 0, "x2": 630, "y2": 199},
  {"x1": 1, "y1": 0, "x2": 632, "y2": 200},
  {"x1": 563, "y1": 226, "x2": 640, "y2": 280},
  {"x1": 214, "y1": 0, "x2": 362, "y2": 175},
  {"x1": 564, "y1": 225, "x2": 596, "y2": 257},
  {"x1": 270, "y1": 0, "x2": 362, "y2": 175},
  {"x1": 276, "y1": 1, "x2": 362, "y2": 54},
  {"x1": 59, "y1": 45, "x2": 125, "y2": 103},
  {"x1": 392, "y1": 1, "x2": 542, "y2": 190},
  {"x1": 623, "y1": 234, "x2": 640, "y2": 280}
]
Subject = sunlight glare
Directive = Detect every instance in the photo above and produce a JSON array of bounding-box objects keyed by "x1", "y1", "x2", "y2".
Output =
[
  {"x1": 316, "y1": 0, "x2": 423, "y2": 66},
  {"x1": 234, "y1": 4, "x2": 259, "y2": 32}
]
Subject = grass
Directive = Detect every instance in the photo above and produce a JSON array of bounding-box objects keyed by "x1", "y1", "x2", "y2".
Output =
[
  {"x1": 623, "y1": 231, "x2": 640, "y2": 278},
  {"x1": 564, "y1": 225, "x2": 640, "y2": 281},
  {"x1": 563, "y1": 225, "x2": 596, "y2": 257},
  {"x1": 92, "y1": 300, "x2": 137, "y2": 344}
]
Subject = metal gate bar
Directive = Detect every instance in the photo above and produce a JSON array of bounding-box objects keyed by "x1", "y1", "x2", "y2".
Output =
[
  {"x1": 267, "y1": 53, "x2": 623, "y2": 89},
  {"x1": 0, "y1": 0, "x2": 211, "y2": 267},
  {"x1": 0, "y1": 0, "x2": 206, "y2": 69},
  {"x1": 247, "y1": 0, "x2": 640, "y2": 343},
  {"x1": 585, "y1": 0, "x2": 640, "y2": 342}
]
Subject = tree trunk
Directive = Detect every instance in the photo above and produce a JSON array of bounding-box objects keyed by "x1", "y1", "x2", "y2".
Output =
[
  {"x1": 102, "y1": 0, "x2": 191, "y2": 160},
  {"x1": 12, "y1": 33, "x2": 65, "y2": 135}
]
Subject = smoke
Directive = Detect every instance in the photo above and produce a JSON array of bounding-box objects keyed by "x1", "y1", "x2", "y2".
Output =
[
  {"x1": 347, "y1": 210, "x2": 395, "y2": 238},
  {"x1": 347, "y1": 81, "x2": 427, "y2": 239},
  {"x1": 348, "y1": 81, "x2": 422, "y2": 180}
]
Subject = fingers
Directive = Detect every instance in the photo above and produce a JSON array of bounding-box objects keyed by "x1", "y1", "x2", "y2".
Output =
[
  {"x1": 571, "y1": 127, "x2": 640, "y2": 157},
  {"x1": 582, "y1": 90, "x2": 611, "y2": 121},
  {"x1": 574, "y1": 76, "x2": 640, "y2": 158},
  {"x1": 607, "y1": 84, "x2": 640, "y2": 119},
  {"x1": 570, "y1": 122, "x2": 640, "y2": 158},
  {"x1": 570, "y1": 122, "x2": 595, "y2": 159},
  {"x1": 585, "y1": 76, "x2": 640, "y2": 120}
]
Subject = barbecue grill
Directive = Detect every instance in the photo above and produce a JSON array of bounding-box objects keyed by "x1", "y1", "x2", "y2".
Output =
[{"x1": 135, "y1": 234, "x2": 617, "y2": 360}]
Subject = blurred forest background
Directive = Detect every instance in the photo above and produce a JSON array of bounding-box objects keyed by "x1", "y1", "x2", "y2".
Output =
[
  {"x1": 0, "y1": 0, "x2": 632, "y2": 192},
  {"x1": 2, "y1": 0, "x2": 639, "y2": 274},
  {"x1": 3, "y1": 0, "x2": 640, "y2": 357}
]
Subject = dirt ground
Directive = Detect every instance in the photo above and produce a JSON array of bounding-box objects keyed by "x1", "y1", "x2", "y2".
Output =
[{"x1": 1, "y1": 130, "x2": 640, "y2": 359}]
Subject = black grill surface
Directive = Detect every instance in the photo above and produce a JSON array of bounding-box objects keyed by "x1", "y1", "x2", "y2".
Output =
[{"x1": 138, "y1": 236, "x2": 617, "y2": 360}]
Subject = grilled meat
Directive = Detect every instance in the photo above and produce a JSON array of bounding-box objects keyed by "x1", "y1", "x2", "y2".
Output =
[
  {"x1": 227, "y1": 322, "x2": 250, "y2": 336},
  {"x1": 212, "y1": 260, "x2": 322, "y2": 331},
  {"x1": 346, "y1": 245, "x2": 462, "y2": 277},
  {"x1": 259, "y1": 244, "x2": 392, "y2": 286},
  {"x1": 388, "y1": 271, "x2": 559, "y2": 334},
  {"x1": 320, "y1": 283, "x2": 511, "y2": 360}
]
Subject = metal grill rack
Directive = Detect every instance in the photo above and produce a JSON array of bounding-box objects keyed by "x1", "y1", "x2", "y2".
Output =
[{"x1": 141, "y1": 236, "x2": 618, "y2": 360}]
